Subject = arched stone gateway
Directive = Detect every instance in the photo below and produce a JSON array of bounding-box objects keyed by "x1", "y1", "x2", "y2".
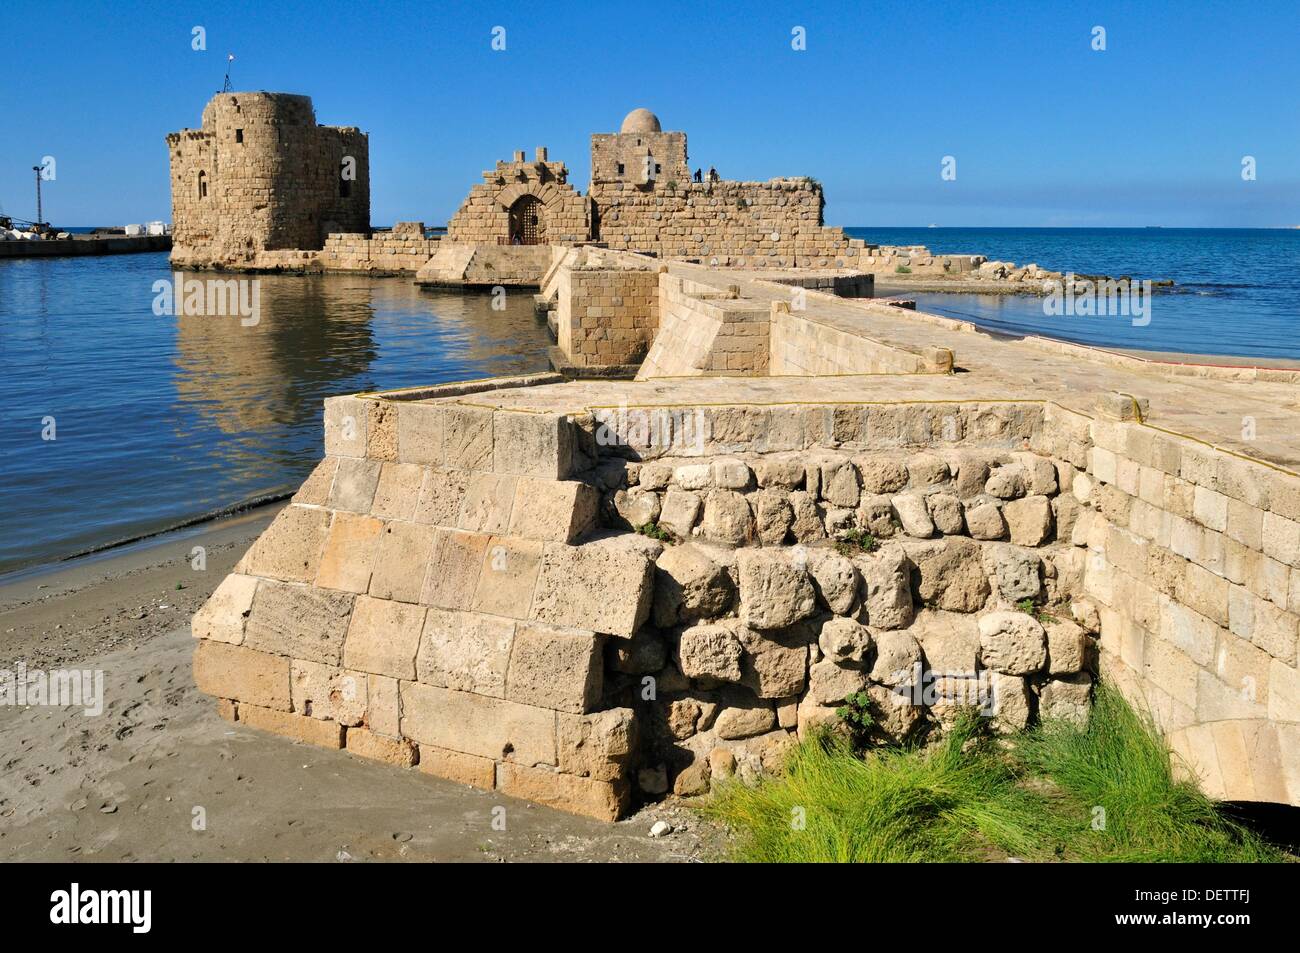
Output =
[
  {"x1": 509, "y1": 194, "x2": 546, "y2": 245},
  {"x1": 445, "y1": 147, "x2": 589, "y2": 245}
]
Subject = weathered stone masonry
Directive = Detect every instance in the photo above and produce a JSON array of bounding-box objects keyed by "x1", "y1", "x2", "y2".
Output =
[
  {"x1": 192, "y1": 380, "x2": 1119, "y2": 819},
  {"x1": 167, "y1": 93, "x2": 369, "y2": 269}
]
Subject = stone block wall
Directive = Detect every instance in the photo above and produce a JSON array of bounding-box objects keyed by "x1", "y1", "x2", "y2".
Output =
[
  {"x1": 168, "y1": 93, "x2": 369, "y2": 269},
  {"x1": 192, "y1": 388, "x2": 651, "y2": 821},
  {"x1": 320, "y1": 231, "x2": 441, "y2": 273},
  {"x1": 590, "y1": 178, "x2": 842, "y2": 266},
  {"x1": 1035, "y1": 401, "x2": 1300, "y2": 804},
  {"x1": 555, "y1": 265, "x2": 660, "y2": 367}
]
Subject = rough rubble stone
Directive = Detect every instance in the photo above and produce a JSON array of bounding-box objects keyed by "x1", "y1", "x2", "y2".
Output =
[
  {"x1": 711, "y1": 458, "x2": 753, "y2": 490},
  {"x1": 855, "y1": 545, "x2": 914, "y2": 629},
  {"x1": 658, "y1": 488, "x2": 702, "y2": 539},
  {"x1": 700, "y1": 489, "x2": 755, "y2": 545},
  {"x1": 714, "y1": 701, "x2": 778, "y2": 740},
  {"x1": 986, "y1": 544, "x2": 1043, "y2": 602},
  {"x1": 821, "y1": 459, "x2": 861, "y2": 508},
  {"x1": 608, "y1": 628, "x2": 667, "y2": 674},
  {"x1": 985, "y1": 465, "x2": 1026, "y2": 500},
  {"x1": 906, "y1": 538, "x2": 991, "y2": 613},
  {"x1": 1003, "y1": 495, "x2": 1054, "y2": 546},
  {"x1": 754, "y1": 457, "x2": 804, "y2": 489},
  {"x1": 806, "y1": 548, "x2": 859, "y2": 615},
  {"x1": 1045, "y1": 618, "x2": 1091, "y2": 674},
  {"x1": 891, "y1": 493, "x2": 935, "y2": 538},
  {"x1": 652, "y1": 543, "x2": 734, "y2": 627},
  {"x1": 737, "y1": 625, "x2": 810, "y2": 698},
  {"x1": 869, "y1": 628, "x2": 923, "y2": 688},
  {"x1": 927, "y1": 493, "x2": 965, "y2": 535},
  {"x1": 788, "y1": 490, "x2": 825, "y2": 542},
  {"x1": 964, "y1": 499, "x2": 1007, "y2": 540},
  {"x1": 856, "y1": 457, "x2": 908, "y2": 495},
  {"x1": 806, "y1": 658, "x2": 871, "y2": 706},
  {"x1": 1039, "y1": 672, "x2": 1092, "y2": 724},
  {"x1": 818, "y1": 617, "x2": 872, "y2": 667},
  {"x1": 978, "y1": 611, "x2": 1048, "y2": 675},
  {"x1": 867, "y1": 683, "x2": 924, "y2": 743},
  {"x1": 753, "y1": 489, "x2": 794, "y2": 545},
  {"x1": 857, "y1": 495, "x2": 897, "y2": 538},
  {"x1": 909, "y1": 608, "x2": 980, "y2": 675},
  {"x1": 676, "y1": 622, "x2": 744, "y2": 682},
  {"x1": 737, "y1": 549, "x2": 817, "y2": 629},
  {"x1": 988, "y1": 671, "x2": 1032, "y2": 732},
  {"x1": 612, "y1": 487, "x2": 660, "y2": 529},
  {"x1": 906, "y1": 453, "x2": 950, "y2": 486}
]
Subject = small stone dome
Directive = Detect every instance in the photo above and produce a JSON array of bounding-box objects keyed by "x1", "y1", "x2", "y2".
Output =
[{"x1": 620, "y1": 108, "x2": 662, "y2": 134}]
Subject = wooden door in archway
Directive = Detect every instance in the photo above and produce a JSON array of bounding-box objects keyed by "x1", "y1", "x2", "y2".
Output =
[{"x1": 509, "y1": 195, "x2": 546, "y2": 245}]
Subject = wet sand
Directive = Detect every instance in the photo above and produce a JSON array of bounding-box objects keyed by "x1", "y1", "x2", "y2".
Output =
[{"x1": 0, "y1": 508, "x2": 724, "y2": 862}]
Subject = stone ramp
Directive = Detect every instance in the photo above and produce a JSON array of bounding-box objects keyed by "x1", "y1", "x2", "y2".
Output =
[{"x1": 414, "y1": 242, "x2": 551, "y2": 287}]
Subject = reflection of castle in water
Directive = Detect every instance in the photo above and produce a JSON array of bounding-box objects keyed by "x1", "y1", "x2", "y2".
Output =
[
  {"x1": 171, "y1": 273, "x2": 379, "y2": 437},
  {"x1": 169, "y1": 272, "x2": 550, "y2": 438}
]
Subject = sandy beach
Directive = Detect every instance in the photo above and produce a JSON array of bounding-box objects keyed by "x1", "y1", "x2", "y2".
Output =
[{"x1": 0, "y1": 508, "x2": 722, "y2": 862}]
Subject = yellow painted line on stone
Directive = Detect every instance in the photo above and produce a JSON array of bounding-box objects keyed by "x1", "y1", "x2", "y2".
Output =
[{"x1": 1110, "y1": 391, "x2": 1298, "y2": 477}]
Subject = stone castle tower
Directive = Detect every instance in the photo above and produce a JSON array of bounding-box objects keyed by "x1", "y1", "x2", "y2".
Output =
[{"x1": 166, "y1": 93, "x2": 370, "y2": 268}]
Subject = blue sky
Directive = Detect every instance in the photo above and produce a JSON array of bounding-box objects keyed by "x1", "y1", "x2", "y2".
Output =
[{"x1": 1, "y1": 0, "x2": 1297, "y2": 228}]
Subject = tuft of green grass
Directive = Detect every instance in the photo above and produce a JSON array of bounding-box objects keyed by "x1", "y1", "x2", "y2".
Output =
[
  {"x1": 894, "y1": 264, "x2": 912, "y2": 274},
  {"x1": 699, "y1": 714, "x2": 1051, "y2": 863},
  {"x1": 1012, "y1": 684, "x2": 1283, "y2": 862},
  {"x1": 699, "y1": 685, "x2": 1285, "y2": 863},
  {"x1": 635, "y1": 522, "x2": 671, "y2": 541}
]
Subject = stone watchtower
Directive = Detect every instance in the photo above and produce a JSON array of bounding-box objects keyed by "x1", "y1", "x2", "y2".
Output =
[{"x1": 166, "y1": 92, "x2": 370, "y2": 268}]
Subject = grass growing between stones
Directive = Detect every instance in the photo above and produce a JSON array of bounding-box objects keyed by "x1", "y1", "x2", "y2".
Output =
[{"x1": 699, "y1": 686, "x2": 1285, "y2": 863}]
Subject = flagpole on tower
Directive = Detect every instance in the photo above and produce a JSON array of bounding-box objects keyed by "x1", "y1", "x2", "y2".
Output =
[{"x1": 222, "y1": 53, "x2": 235, "y2": 93}]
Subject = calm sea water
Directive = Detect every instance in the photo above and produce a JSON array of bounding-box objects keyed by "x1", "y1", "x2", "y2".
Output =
[
  {"x1": 2, "y1": 229, "x2": 1297, "y2": 573},
  {"x1": 0, "y1": 252, "x2": 552, "y2": 574},
  {"x1": 848, "y1": 227, "x2": 1300, "y2": 360}
]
